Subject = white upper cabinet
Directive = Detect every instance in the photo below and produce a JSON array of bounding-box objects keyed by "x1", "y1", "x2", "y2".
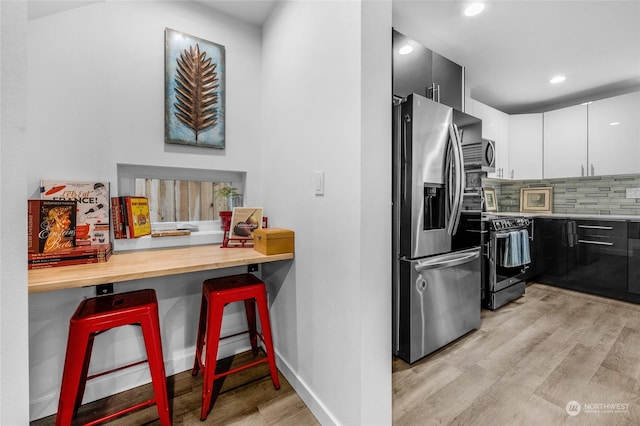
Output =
[
  {"x1": 588, "y1": 91, "x2": 640, "y2": 176},
  {"x1": 469, "y1": 99, "x2": 509, "y2": 178},
  {"x1": 544, "y1": 104, "x2": 588, "y2": 178},
  {"x1": 509, "y1": 113, "x2": 543, "y2": 179}
]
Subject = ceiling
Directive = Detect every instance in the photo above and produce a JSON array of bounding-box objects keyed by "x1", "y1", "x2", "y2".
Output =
[
  {"x1": 394, "y1": 1, "x2": 640, "y2": 114},
  {"x1": 27, "y1": 1, "x2": 640, "y2": 114}
]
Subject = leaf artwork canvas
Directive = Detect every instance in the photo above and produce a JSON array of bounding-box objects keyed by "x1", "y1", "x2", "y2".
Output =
[{"x1": 165, "y1": 28, "x2": 225, "y2": 148}]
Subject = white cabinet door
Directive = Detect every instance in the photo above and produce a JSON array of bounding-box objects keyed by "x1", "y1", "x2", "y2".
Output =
[
  {"x1": 509, "y1": 113, "x2": 543, "y2": 179},
  {"x1": 470, "y1": 99, "x2": 509, "y2": 178},
  {"x1": 588, "y1": 91, "x2": 640, "y2": 176},
  {"x1": 544, "y1": 104, "x2": 588, "y2": 178}
]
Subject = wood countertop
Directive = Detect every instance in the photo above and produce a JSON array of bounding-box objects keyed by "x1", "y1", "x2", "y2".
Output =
[{"x1": 28, "y1": 245, "x2": 294, "y2": 294}]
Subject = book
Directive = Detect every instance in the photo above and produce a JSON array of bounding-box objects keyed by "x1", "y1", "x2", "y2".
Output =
[
  {"x1": 125, "y1": 196, "x2": 151, "y2": 238},
  {"x1": 28, "y1": 245, "x2": 112, "y2": 269},
  {"x1": 111, "y1": 196, "x2": 151, "y2": 238},
  {"x1": 28, "y1": 199, "x2": 77, "y2": 254},
  {"x1": 40, "y1": 180, "x2": 110, "y2": 247},
  {"x1": 111, "y1": 197, "x2": 125, "y2": 239},
  {"x1": 28, "y1": 243, "x2": 112, "y2": 260}
]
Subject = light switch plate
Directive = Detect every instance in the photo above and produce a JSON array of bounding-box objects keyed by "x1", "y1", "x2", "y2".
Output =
[
  {"x1": 314, "y1": 171, "x2": 325, "y2": 196},
  {"x1": 626, "y1": 188, "x2": 640, "y2": 199}
]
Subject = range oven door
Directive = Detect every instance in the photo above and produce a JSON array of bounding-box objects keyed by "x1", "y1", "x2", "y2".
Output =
[{"x1": 489, "y1": 230, "x2": 531, "y2": 292}]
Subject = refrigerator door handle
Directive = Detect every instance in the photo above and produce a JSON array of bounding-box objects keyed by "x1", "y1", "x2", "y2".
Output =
[
  {"x1": 446, "y1": 123, "x2": 464, "y2": 236},
  {"x1": 414, "y1": 249, "x2": 480, "y2": 272}
]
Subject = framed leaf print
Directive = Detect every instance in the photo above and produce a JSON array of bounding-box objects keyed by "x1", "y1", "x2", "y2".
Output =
[{"x1": 165, "y1": 28, "x2": 225, "y2": 148}]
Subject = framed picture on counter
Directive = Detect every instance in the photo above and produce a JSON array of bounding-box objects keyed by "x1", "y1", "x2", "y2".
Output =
[
  {"x1": 520, "y1": 187, "x2": 553, "y2": 213},
  {"x1": 483, "y1": 188, "x2": 497, "y2": 212}
]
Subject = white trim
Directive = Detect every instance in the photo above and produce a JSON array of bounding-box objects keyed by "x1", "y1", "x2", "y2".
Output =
[{"x1": 274, "y1": 348, "x2": 338, "y2": 425}]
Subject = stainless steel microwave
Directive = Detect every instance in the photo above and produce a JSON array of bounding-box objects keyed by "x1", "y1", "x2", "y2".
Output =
[{"x1": 462, "y1": 139, "x2": 495, "y2": 172}]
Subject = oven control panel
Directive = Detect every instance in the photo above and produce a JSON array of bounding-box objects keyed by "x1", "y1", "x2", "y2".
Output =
[{"x1": 490, "y1": 217, "x2": 530, "y2": 231}]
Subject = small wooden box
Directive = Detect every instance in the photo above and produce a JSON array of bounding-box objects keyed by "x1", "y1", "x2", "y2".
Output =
[{"x1": 253, "y1": 228, "x2": 295, "y2": 255}]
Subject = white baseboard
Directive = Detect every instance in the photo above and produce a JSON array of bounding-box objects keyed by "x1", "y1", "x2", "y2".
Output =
[{"x1": 273, "y1": 348, "x2": 339, "y2": 425}]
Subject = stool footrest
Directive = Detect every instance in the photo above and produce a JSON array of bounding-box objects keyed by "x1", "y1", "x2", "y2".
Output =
[
  {"x1": 83, "y1": 397, "x2": 157, "y2": 426},
  {"x1": 212, "y1": 357, "x2": 268, "y2": 381},
  {"x1": 86, "y1": 359, "x2": 148, "y2": 381}
]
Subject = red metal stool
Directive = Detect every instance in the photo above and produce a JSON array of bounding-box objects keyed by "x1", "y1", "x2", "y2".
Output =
[
  {"x1": 55, "y1": 289, "x2": 171, "y2": 426},
  {"x1": 192, "y1": 273, "x2": 280, "y2": 420}
]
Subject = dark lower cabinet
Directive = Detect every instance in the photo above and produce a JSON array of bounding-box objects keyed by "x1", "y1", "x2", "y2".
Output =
[
  {"x1": 629, "y1": 222, "x2": 640, "y2": 295},
  {"x1": 533, "y1": 218, "x2": 639, "y2": 304},
  {"x1": 566, "y1": 220, "x2": 628, "y2": 292},
  {"x1": 535, "y1": 218, "x2": 567, "y2": 284}
]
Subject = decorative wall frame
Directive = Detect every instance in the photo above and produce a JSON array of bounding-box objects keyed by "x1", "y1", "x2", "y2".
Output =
[
  {"x1": 165, "y1": 28, "x2": 225, "y2": 148},
  {"x1": 520, "y1": 186, "x2": 553, "y2": 213},
  {"x1": 483, "y1": 187, "x2": 497, "y2": 212}
]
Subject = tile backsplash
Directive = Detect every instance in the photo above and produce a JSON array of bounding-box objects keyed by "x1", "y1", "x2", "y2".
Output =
[{"x1": 483, "y1": 174, "x2": 640, "y2": 216}]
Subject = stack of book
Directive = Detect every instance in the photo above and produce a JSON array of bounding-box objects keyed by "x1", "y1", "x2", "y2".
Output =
[
  {"x1": 40, "y1": 180, "x2": 111, "y2": 247},
  {"x1": 111, "y1": 196, "x2": 152, "y2": 239},
  {"x1": 28, "y1": 199, "x2": 112, "y2": 269}
]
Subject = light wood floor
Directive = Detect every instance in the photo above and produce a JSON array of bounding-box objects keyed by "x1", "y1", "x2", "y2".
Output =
[
  {"x1": 32, "y1": 283, "x2": 640, "y2": 425},
  {"x1": 31, "y1": 351, "x2": 319, "y2": 426},
  {"x1": 393, "y1": 282, "x2": 640, "y2": 425}
]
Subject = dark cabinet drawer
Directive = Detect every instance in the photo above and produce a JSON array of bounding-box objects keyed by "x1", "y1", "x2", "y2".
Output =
[
  {"x1": 576, "y1": 220, "x2": 628, "y2": 238},
  {"x1": 568, "y1": 220, "x2": 628, "y2": 291}
]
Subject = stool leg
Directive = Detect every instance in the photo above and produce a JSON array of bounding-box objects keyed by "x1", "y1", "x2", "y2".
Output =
[
  {"x1": 200, "y1": 297, "x2": 224, "y2": 421},
  {"x1": 255, "y1": 291, "x2": 280, "y2": 390},
  {"x1": 73, "y1": 332, "x2": 96, "y2": 417},
  {"x1": 140, "y1": 310, "x2": 172, "y2": 426},
  {"x1": 56, "y1": 325, "x2": 91, "y2": 426},
  {"x1": 192, "y1": 293, "x2": 208, "y2": 376},
  {"x1": 244, "y1": 298, "x2": 259, "y2": 355}
]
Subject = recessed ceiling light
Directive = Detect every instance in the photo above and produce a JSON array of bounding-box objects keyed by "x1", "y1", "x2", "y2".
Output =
[
  {"x1": 610, "y1": 121, "x2": 621, "y2": 126},
  {"x1": 399, "y1": 45, "x2": 413, "y2": 55},
  {"x1": 464, "y1": 3, "x2": 485, "y2": 17},
  {"x1": 550, "y1": 75, "x2": 566, "y2": 84}
]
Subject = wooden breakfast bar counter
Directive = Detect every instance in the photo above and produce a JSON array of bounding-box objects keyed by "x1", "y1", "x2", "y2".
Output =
[{"x1": 28, "y1": 245, "x2": 294, "y2": 294}]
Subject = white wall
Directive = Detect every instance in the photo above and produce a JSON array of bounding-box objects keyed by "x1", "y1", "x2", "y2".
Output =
[
  {"x1": 260, "y1": 1, "x2": 391, "y2": 424},
  {"x1": 26, "y1": 1, "x2": 267, "y2": 420},
  {"x1": 1, "y1": 2, "x2": 30, "y2": 425}
]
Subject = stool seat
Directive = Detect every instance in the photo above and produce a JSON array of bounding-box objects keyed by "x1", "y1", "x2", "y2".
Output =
[
  {"x1": 192, "y1": 273, "x2": 280, "y2": 420},
  {"x1": 56, "y1": 289, "x2": 171, "y2": 426}
]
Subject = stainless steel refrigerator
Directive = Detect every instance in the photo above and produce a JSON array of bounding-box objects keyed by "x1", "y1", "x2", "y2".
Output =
[{"x1": 393, "y1": 93, "x2": 482, "y2": 364}]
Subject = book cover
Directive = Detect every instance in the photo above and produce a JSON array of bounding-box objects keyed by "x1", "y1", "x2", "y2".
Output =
[
  {"x1": 28, "y1": 199, "x2": 77, "y2": 254},
  {"x1": 230, "y1": 207, "x2": 263, "y2": 240},
  {"x1": 124, "y1": 196, "x2": 151, "y2": 238},
  {"x1": 40, "y1": 180, "x2": 110, "y2": 247}
]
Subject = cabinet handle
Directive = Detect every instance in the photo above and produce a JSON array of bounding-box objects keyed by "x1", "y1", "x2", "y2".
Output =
[
  {"x1": 510, "y1": 169, "x2": 514, "y2": 179},
  {"x1": 578, "y1": 239, "x2": 614, "y2": 246},
  {"x1": 581, "y1": 165, "x2": 584, "y2": 177},
  {"x1": 578, "y1": 225, "x2": 613, "y2": 230},
  {"x1": 591, "y1": 164, "x2": 595, "y2": 176}
]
